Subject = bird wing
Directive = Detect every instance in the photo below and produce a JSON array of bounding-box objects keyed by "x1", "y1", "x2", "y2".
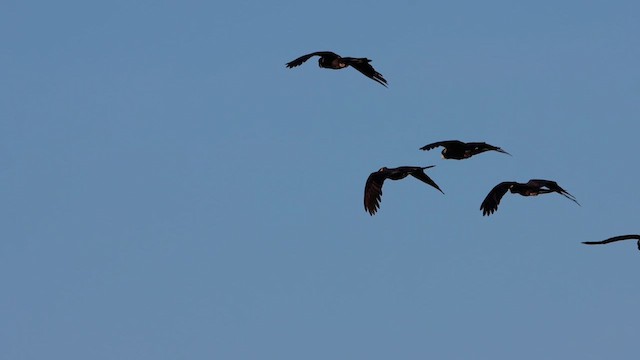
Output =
[
  {"x1": 410, "y1": 169, "x2": 444, "y2": 194},
  {"x1": 285, "y1": 51, "x2": 338, "y2": 68},
  {"x1": 419, "y1": 140, "x2": 462, "y2": 151},
  {"x1": 480, "y1": 182, "x2": 516, "y2": 216},
  {"x1": 364, "y1": 172, "x2": 386, "y2": 215},
  {"x1": 466, "y1": 142, "x2": 511, "y2": 156},
  {"x1": 528, "y1": 179, "x2": 579, "y2": 205},
  {"x1": 582, "y1": 234, "x2": 640, "y2": 245},
  {"x1": 343, "y1": 58, "x2": 388, "y2": 87}
]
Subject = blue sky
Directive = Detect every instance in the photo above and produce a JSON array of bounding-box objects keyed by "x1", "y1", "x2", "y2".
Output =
[{"x1": 2, "y1": 1, "x2": 639, "y2": 359}]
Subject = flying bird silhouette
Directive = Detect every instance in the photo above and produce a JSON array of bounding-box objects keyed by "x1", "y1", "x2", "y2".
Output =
[
  {"x1": 582, "y1": 235, "x2": 640, "y2": 251},
  {"x1": 364, "y1": 166, "x2": 443, "y2": 216},
  {"x1": 286, "y1": 51, "x2": 387, "y2": 87},
  {"x1": 420, "y1": 140, "x2": 510, "y2": 160},
  {"x1": 480, "y1": 179, "x2": 579, "y2": 216}
]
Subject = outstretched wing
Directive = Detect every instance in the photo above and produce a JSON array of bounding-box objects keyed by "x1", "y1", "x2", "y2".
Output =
[
  {"x1": 466, "y1": 142, "x2": 511, "y2": 156},
  {"x1": 582, "y1": 234, "x2": 640, "y2": 248},
  {"x1": 410, "y1": 169, "x2": 444, "y2": 194},
  {"x1": 480, "y1": 182, "x2": 516, "y2": 216},
  {"x1": 364, "y1": 172, "x2": 386, "y2": 215},
  {"x1": 344, "y1": 58, "x2": 388, "y2": 87},
  {"x1": 419, "y1": 140, "x2": 463, "y2": 151},
  {"x1": 528, "y1": 179, "x2": 579, "y2": 205},
  {"x1": 285, "y1": 51, "x2": 338, "y2": 68}
]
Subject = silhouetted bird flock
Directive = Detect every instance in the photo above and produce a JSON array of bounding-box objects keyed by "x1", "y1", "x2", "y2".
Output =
[{"x1": 286, "y1": 50, "x2": 637, "y2": 253}]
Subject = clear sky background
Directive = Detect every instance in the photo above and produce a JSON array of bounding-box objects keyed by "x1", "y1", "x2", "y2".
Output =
[{"x1": 2, "y1": 1, "x2": 639, "y2": 359}]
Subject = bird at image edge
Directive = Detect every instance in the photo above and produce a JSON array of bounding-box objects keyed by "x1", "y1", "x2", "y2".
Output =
[{"x1": 582, "y1": 235, "x2": 640, "y2": 251}]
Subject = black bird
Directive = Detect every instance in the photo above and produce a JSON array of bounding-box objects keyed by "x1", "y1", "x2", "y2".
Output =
[
  {"x1": 420, "y1": 140, "x2": 510, "y2": 160},
  {"x1": 582, "y1": 235, "x2": 640, "y2": 251},
  {"x1": 480, "y1": 179, "x2": 579, "y2": 216},
  {"x1": 286, "y1": 51, "x2": 387, "y2": 87},
  {"x1": 364, "y1": 166, "x2": 443, "y2": 216}
]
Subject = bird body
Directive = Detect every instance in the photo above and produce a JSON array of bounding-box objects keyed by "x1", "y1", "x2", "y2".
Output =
[
  {"x1": 480, "y1": 179, "x2": 579, "y2": 216},
  {"x1": 420, "y1": 140, "x2": 510, "y2": 160},
  {"x1": 286, "y1": 51, "x2": 388, "y2": 87},
  {"x1": 582, "y1": 235, "x2": 640, "y2": 251},
  {"x1": 364, "y1": 166, "x2": 443, "y2": 215}
]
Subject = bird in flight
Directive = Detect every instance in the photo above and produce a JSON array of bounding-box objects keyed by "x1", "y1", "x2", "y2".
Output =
[
  {"x1": 286, "y1": 51, "x2": 387, "y2": 87},
  {"x1": 582, "y1": 235, "x2": 640, "y2": 251},
  {"x1": 364, "y1": 166, "x2": 443, "y2": 215},
  {"x1": 420, "y1": 140, "x2": 510, "y2": 160},
  {"x1": 480, "y1": 179, "x2": 579, "y2": 216}
]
